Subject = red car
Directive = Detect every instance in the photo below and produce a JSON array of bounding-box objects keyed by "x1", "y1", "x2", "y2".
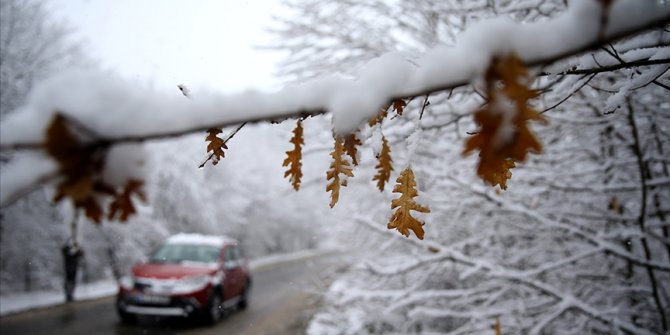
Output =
[{"x1": 116, "y1": 233, "x2": 251, "y2": 324}]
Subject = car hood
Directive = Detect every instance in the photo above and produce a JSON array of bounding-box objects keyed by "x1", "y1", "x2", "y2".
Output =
[{"x1": 132, "y1": 263, "x2": 217, "y2": 279}]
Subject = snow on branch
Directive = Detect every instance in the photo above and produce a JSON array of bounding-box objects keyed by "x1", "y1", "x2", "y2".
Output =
[
  {"x1": 0, "y1": 1, "x2": 668, "y2": 216},
  {"x1": 354, "y1": 215, "x2": 657, "y2": 335},
  {"x1": 1, "y1": 1, "x2": 668, "y2": 150},
  {"x1": 444, "y1": 177, "x2": 670, "y2": 272}
]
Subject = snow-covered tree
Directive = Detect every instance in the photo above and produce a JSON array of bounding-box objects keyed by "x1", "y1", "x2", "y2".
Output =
[
  {"x1": 266, "y1": 1, "x2": 670, "y2": 333},
  {"x1": 0, "y1": 1, "x2": 668, "y2": 333},
  {"x1": 0, "y1": 0, "x2": 89, "y2": 293}
]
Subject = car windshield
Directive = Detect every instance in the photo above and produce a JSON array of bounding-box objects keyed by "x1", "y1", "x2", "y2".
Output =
[{"x1": 149, "y1": 243, "x2": 221, "y2": 264}]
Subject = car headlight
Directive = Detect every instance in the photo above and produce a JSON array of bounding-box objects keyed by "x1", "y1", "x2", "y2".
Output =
[
  {"x1": 170, "y1": 275, "x2": 211, "y2": 294},
  {"x1": 120, "y1": 276, "x2": 134, "y2": 290}
]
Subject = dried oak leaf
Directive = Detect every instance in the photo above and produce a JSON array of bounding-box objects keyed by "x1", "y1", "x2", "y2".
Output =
[
  {"x1": 463, "y1": 53, "x2": 545, "y2": 190},
  {"x1": 392, "y1": 99, "x2": 407, "y2": 116},
  {"x1": 372, "y1": 134, "x2": 393, "y2": 191},
  {"x1": 368, "y1": 105, "x2": 389, "y2": 127},
  {"x1": 45, "y1": 114, "x2": 107, "y2": 223},
  {"x1": 108, "y1": 179, "x2": 147, "y2": 221},
  {"x1": 205, "y1": 128, "x2": 227, "y2": 165},
  {"x1": 343, "y1": 133, "x2": 362, "y2": 166},
  {"x1": 326, "y1": 136, "x2": 354, "y2": 208},
  {"x1": 282, "y1": 120, "x2": 304, "y2": 191},
  {"x1": 388, "y1": 167, "x2": 430, "y2": 240}
]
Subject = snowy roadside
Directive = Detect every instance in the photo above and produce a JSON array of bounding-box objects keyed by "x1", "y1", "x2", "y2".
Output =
[{"x1": 0, "y1": 248, "x2": 336, "y2": 317}]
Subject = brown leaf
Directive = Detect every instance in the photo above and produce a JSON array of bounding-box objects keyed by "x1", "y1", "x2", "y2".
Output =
[
  {"x1": 205, "y1": 128, "x2": 228, "y2": 165},
  {"x1": 282, "y1": 120, "x2": 304, "y2": 191},
  {"x1": 387, "y1": 167, "x2": 430, "y2": 239},
  {"x1": 392, "y1": 99, "x2": 407, "y2": 116},
  {"x1": 108, "y1": 180, "x2": 146, "y2": 222},
  {"x1": 43, "y1": 114, "x2": 146, "y2": 223},
  {"x1": 343, "y1": 133, "x2": 362, "y2": 166},
  {"x1": 82, "y1": 198, "x2": 104, "y2": 223},
  {"x1": 326, "y1": 136, "x2": 354, "y2": 208},
  {"x1": 372, "y1": 135, "x2": 393, "y2": 191},
  {"x1": 368, "y1": 105, "x2": 389, "y2": 127},
  {"x1": 56, "y1": 173, "x2": 95, "y2": 202},
  {"x1": 608, "y1": 196, "x2": 623, "y2": 214},
  {"x1": 45, "y1": 114, "x2": 107, "y2": 222},
  {"x1": 462, "y1": 53, "x2": 545, "y2": 190}
]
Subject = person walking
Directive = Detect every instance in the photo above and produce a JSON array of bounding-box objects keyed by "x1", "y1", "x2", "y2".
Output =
[{"x1": 62, "y1": 239, "x2": 83, "y2": 302}]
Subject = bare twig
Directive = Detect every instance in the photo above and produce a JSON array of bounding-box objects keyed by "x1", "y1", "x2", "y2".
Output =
[
  {"x1": 539, "y1": 57, "x2": 670, "y2": 76},
  {"x1": 540, "y1": 74, "x2": 596, "y2": 114}
]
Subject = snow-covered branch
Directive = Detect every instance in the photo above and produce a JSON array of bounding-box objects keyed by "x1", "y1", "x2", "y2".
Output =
[{"x1": 1, "y1": 1, "x2": 668, "y2": 151}]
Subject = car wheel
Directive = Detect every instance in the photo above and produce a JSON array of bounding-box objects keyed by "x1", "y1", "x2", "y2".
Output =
[
  {"x1": 238, "y1": 281, "x2": 251, "y2": 310},
  {"x1": 118, "y1": 309, "x2": 137, "y2": 325},
  {"x1": 203, "y1": 290, "x2": 222, "y2": 324}
]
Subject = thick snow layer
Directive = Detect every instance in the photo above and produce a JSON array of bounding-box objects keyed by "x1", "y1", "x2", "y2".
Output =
[
  {"x1": 165, "y1": 233, "x2": 237, "y2": 247},
  {"x1": 1, "y1": 1, "x2": 666, "y2": 145},
  {"x1": 0, "y1": 152, "x2": 57, "y2": 205}
]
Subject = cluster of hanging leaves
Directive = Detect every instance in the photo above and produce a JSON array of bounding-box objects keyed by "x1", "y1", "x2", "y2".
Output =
[
  {"x1": 38, "y1": 53, "x2": 544, "y2": 238},
  {"x1": 275, "y1": 99, "x2": 430, "y2": 239},
  {"x1": 44, "y1": 114, "x2": 146, "y2": 223},
  {"x1": 463, "y1": 53, "x2": 545, "y2": 190},
  {"x1": 205, "y1": 128, "x2": 228, "y2": 165},
  {"x1": 40, "y1": 53, "x2": 544, "y2": 236}
]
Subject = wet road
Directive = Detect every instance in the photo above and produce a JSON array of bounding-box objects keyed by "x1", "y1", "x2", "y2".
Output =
[{"x1": 0, "y1": 253, "x2": 345, "y2": 335}]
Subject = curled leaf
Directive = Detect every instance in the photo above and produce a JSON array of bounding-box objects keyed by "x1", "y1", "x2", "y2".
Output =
[
  {"x1": 463, "y1": 53, "x2": 545, "y2": 190},
  {"x1": 392, "y1": 99, "x2": 407, "y2": 116},
  {"x1": 205, "y1": 128, "x2": 228, "y2": 165},
  {"x1": 44, "y1": 114, "x2": 147, "y2": 223},
  {"x1": 343, "y1": 133, "x2": 362, "y2": 166},
  {"x1": 388, "y1": 167, "x2": 430, "y2": 240},
  {"x1": 326, "y1": 136, "x2": 354, "y2": 208},
  {"x1": 283, "y1": 120, "x2": 304, "y2": 191},
  {"x1": 45, "y1": 114, "x2": 107, "y2": 223},
  {"x1": 108, "y1": 180, "x2": 147, "y2": 221},
  {"x1": 368, "y1": 105, "x2": 389, "y2": 127},
  {"x1": 372, "y1": 135, "x2": 393, "y2": 191}
]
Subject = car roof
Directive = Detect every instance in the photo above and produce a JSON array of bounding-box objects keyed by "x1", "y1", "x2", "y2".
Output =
[{"x1": 165, "y1": 233, "x2": 237, "y2": 248}]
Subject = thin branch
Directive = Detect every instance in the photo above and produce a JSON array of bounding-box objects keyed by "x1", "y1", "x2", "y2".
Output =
[
  {"x1": 540, "y1": 74, "x2": 596, "y2": 114},
  {"x1": 626, "y1": 96, "x2": 668, "y2": 331},
  {"x1": 419, "y1": 94, "x2": 430, "y2": 120},
  {"x1": 539, "y1": 57, "x2": 670, "y2": 76}
]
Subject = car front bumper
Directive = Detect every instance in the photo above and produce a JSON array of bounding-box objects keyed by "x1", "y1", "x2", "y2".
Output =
[{"x1": 116, "y1": 289, "x2": 209, "y2": 318}]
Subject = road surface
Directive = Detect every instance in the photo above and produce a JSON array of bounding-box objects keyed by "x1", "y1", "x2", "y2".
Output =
[{"x1": 0, "y1": 253, "x2": 346, "y2": 335}]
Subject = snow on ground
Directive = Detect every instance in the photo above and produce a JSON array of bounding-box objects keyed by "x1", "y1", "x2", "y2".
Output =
[
  {"x1": 0, "y1": 248, "x2": 336, "y2": 316},
  {"x1": 0, "y1": 279, "x2": 118, "y2": 316}
]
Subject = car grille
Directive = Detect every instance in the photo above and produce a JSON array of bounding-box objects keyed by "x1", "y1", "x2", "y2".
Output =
[{"x1": 134, "y1": 281, "x2": 152, "y2": 291}]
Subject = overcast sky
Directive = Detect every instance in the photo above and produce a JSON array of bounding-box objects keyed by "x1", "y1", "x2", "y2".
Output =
[{"x1": 48, "y1": 0, "x2": 286, "y2": 92}]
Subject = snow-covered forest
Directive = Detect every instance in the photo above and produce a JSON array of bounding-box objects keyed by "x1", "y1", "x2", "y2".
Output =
[
  {"x1": 1, "y1": 0, "x2": 669, "y2": 334},
  {"x1": 0, "y1": 0, "x2": 335, "y2": 294}
]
